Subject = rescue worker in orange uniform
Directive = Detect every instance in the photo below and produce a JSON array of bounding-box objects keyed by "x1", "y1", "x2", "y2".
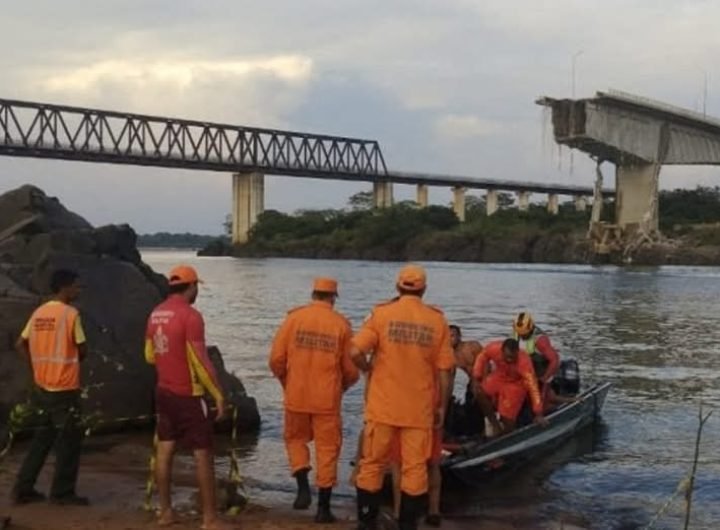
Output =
[
  {"x1": 512, "y1": 312, "x2": 560, "y2": 388},
  {"x1": 145, "y1": 265, "x2": 235, "y2": 530},
  {"x1": 472, "y1": 338, "x2": 546, "y2": 435},
  {"x1": 388, "y1": 375, "x2": 445, "y2": 528},
  {"x1": 269, "y1": 278, "x2": 359, "y2": 524},
  {"x1": 12, "y1": 269, "x2": 89, "y2": 506},
  {"x1": 351, "y1": 265, "x2": 454, "y2": 530}
]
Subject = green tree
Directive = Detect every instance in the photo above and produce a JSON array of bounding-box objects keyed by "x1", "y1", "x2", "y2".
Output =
[
  {"x1": 497, "y1": 192, "x2": 515, "y2": 209},
  {"x1": 223, "y1": 214, "x2": 232, "y2": 236},
  {"x1": 659, "y1": 186, "x2": 720, "y2": 229},
  {"x1": 347, "y1": 191, "x2": 374, "y2": 211}
]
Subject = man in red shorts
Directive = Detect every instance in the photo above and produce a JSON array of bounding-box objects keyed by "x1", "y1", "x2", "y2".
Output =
[
  {"x1": 145, "y1": 265, "x2": 235, "y2": 530},
  {"x1": 472, "y1": 338, "x2": 546, "y2": 435}
]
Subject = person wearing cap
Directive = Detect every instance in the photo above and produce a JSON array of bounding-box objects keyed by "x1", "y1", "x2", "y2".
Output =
[
  {"x1": 145, "y1": 265, "x2": 233, "y2": 530},
  {"x1": 269, "y1": 277, "x2": 359, "y2": 524},
  {"x1": 351, "y1": 264, "x2": 454, "y2": 530},
  {"x1": 511, "y1": 312, "x2": 560, "y2": 395},
  {"x1": 12, "y1": 269, "x2": 89, "y2": 506}
]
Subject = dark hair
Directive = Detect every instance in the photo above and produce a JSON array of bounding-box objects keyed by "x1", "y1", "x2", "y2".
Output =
[
  {"x1": 312, "y1": 290, "x2": 336, "y2": 301},
  {"x1": 449, "y1": 324, "x2": 461, "y2": 335},
  {"x1": 50, "y1": 269, "x2": 79, "y2": 294},
  {"x1": 502, "y1": 338, "x2": 519, "y2": 353},
  {"x1": 169, "y1": 282, "x2": 192, "y2": 295}
]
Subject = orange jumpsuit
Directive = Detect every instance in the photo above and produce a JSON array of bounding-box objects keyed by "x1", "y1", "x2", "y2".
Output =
[
  {"x1": 472, "y1": 340, "x2": 542, "y2": 421},
  {"x1": 269, "y1": 300, "x2": 359, "y2": 488},
  {"x1": 352, "y1": 296, "x2": 455, "y2": 496}
]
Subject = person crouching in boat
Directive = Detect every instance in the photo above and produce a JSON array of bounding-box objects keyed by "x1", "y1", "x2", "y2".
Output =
[
  {"x1": 512, "y1": 312, "x2": 560, "y2": 401},
  {"x1": 472, "y1": 338, "x2": 547, "y2": 435}
]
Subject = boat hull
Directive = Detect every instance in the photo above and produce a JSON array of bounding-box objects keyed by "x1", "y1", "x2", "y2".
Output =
[{"x1": 442, "y1": 382, "x2": 611, "y2": 487}]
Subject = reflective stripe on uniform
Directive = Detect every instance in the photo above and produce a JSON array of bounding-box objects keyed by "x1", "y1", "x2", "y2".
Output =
[{"x1": 28, "y1": 303, "x2": 81, "y2": 391}]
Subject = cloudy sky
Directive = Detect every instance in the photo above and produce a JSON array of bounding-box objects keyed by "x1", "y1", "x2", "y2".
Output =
[{"x1": 1, "y1": 0, "x2": 719, "y2": 234}]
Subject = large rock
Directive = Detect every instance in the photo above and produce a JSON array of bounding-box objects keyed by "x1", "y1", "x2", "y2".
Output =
[{"x1": 0, "y1": 185, "x2": 260, "y2": 434}]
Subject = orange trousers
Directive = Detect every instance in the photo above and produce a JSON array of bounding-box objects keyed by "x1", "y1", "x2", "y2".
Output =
[
  {"x1": 356, "y1": 421, "x2": 431, "y2": 496},
  {"x1": 284, "y1": 411, "x2": 342, "y2": 488}
]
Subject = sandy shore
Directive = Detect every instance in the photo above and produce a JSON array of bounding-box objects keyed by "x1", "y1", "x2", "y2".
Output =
[
  {"x1": 0, "y1": 433, "x2": 348, "y2": 530},
  {"x1": 0, "y1": 434, "x2": 584, "y2": 530}
]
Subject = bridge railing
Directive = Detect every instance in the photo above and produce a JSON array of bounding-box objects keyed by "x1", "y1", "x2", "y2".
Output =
[{"x1": 0, "y1": 98, "x2": 388, "y2": 178}]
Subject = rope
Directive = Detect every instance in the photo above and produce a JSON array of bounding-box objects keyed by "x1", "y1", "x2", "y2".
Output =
[
  {"x1": 143, "y1": 431, "x2": 158, "y2": 512},
  {"x1": 1, "y1": 398, "x2": 247, "y2": 516},
  {"x1": 0, "y1": 402, "x2": 44, "y2": 470},
  {"x1": 225, "y1": 406, "x2": 248, "y2": 515},
  {"x1": 642, "y1": 475, "x2": 690, "y2": 529}
]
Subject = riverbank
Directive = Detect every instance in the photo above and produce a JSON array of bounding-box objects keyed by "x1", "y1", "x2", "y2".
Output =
[
  {"x1": 199, "y1": 224, "x2": 720, "y2": 266},
  {"x1": 198, "y1": 203, "x2": 588, "y2": 263},
  {"x1": 0, "y1": 434, "x2": 349, "y2": 530},
  {"x1": 0, "y1": 434, "x2": 584, "y2": 530},
  {"x1": 197, "y1": 187, "x2": 720, "y2": 266}
]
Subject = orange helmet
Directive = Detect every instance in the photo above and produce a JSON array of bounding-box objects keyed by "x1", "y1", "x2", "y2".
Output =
[{"x1": 512, "y1": 312, "x2": 534, "y2": 336}]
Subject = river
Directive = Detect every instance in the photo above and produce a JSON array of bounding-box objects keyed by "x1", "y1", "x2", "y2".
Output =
[{"x1": 142, "y1": 250, "x2": 720, "y2": 529}]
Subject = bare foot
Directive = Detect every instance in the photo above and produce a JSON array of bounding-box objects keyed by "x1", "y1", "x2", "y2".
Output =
[{"x1": 157, "y1": 509, "x2": 179, "y2": 527}]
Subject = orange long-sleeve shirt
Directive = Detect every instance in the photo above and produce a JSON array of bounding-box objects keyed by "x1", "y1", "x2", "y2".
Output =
[
  {"x1": 472, "y1": 340, "x2": 543, "y2": 415},
  {"x1": 269, "y1": 300, "x2": 359, "y2": 415},
  {"x1": 352, "y1": 296, "x2": 455, "y2": 429}
]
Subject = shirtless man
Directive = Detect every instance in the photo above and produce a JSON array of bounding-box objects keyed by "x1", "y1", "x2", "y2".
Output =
[
  {"x1": 447, "y1": 325, "x2": 485, "y2": 437},
  {"x1": 449, "y1": 325, "x2": 482, "y2": 381}
]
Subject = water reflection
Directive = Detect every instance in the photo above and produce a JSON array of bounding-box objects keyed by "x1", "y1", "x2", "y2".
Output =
[{"x1": 143, "y1": 253, "x2": 720, "y2": 528}]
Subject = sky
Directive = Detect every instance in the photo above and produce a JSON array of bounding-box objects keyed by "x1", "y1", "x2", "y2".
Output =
[{"x1": 1, "y1": 0, "x2": 719, "y2": 234}]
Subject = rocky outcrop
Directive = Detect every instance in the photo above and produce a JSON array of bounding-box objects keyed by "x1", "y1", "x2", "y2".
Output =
[{"x1": 0, "y1": 185, "x2": 260, "y2": 434}]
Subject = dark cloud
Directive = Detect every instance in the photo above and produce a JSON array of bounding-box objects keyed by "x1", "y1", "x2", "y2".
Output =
[{"x1": 1, "y1": 0, "x2": 719, "y2": 233}]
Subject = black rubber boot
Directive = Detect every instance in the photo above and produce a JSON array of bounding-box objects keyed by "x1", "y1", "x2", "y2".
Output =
[
  {"x1": 315, "y1": 487, "x2": 337, "y2": 524},
  {"x1": 293, "y1": 468, "x2": 312, "y2": 510},
  {"x1": 397, "y1": 493, "x2": 425, "y2": 530},
  {"x1": 356, "y1": 488, "x2": 380, "y2": 530},
  {"x1": 425, "y1": 513, "x2": 442, "y2": 527}
]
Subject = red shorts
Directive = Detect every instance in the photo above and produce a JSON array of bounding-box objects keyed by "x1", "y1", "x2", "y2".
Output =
[
  {"x1": 156, "y1": 388, "x2": 213, "y2": 450},
  {"x1": 481, "y1": 373, "x2": 528, "y2": 422},
  {"x1": 389, "y1": 428, "x2": 443, "y2": 465}
]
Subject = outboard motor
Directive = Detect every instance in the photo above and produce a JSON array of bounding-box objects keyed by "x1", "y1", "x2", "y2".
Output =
[{"x1": 552, "y1": 359, "x2": 581, "y2": 396}]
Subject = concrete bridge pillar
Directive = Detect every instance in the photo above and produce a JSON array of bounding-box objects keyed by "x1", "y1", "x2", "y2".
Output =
[
  {"x1": 373, "y1": 181, "x2": 394, "y2": 208},
  {"x1": 547, "y1": 193, "x2": 559, "y2": 215},
  {"x1": 416, "y1": 184, "x2": 429, "y2": 207},
  {"x1": 616, "y1": 162, "x2": 660, "y2": 234},
  {"x1": 517, "y1": 190, "x2": 530, "y2": 211},
  {"x1": 574, "y1": 196, "x2": 588, "y2": 212},
  {"x1": 486, "y1": 189, "x2": 499, "y2": 216},
  {"x1": 231, "y1": 172, "x2": 265, "y2": 244},
  {"x1": 591, "y1": 198, "x2": 602, "y2": 224},
  {"x1": 452, "y1": 186, "x2": 466, "y2": 222}
]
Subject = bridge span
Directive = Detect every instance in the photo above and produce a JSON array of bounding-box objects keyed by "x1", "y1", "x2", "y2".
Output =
[
  {"x1": 0, "y1": 97, "x2": 606, "y2": 243},
  {"x1": 539, "y1": 89, "x2": 720, "y2": 253}
]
